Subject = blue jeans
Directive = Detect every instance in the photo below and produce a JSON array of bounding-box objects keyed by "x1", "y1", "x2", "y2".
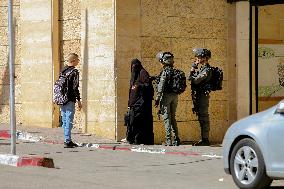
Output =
[{"x1": 60, "y1": 101, "x2": 75, "y2": 143}]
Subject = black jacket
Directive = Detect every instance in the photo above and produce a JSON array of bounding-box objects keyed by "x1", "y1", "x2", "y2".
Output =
[{"x1": 61, "y1": 66, "x2": 81, "y2": 103}]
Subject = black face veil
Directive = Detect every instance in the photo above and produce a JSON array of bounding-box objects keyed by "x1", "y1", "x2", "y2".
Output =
[{"x1": 130, "y1": 58, "x2": 142, "y2": 86}]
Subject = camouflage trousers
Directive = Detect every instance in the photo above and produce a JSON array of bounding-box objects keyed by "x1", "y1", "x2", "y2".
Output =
[
  {"x1": 196, "y1": 93, "x2": 210, "y2": 139},
  {"x1": 160, "y1": 93, "x2": 179, "y2": 142}
]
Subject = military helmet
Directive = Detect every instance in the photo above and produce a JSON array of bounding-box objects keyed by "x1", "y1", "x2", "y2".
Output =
[
  {"x1": 156, "y1": 51, "x2": 174, "y2": 64},
  {"x1": 193, "y1": 48, "x2": 211, "y2": 59}
]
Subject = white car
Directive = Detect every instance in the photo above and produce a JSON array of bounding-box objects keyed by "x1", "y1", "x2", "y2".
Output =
[{"x1": 222, "y1": 101, "x2": 284, "y2": 189}]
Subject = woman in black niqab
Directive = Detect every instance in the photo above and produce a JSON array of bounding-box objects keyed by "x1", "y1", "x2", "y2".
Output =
[{"x1": 126, "y1": 58, "x2": 154, "y2": 145}]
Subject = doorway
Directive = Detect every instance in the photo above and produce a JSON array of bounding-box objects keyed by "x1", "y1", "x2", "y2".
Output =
[{"x1": 250, "y1": 1, "x2": 284, "y2": 113}]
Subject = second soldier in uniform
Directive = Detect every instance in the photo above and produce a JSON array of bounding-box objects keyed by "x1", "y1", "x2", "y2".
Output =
[
  {"x1": 188, "y1": 48, "x2": 212, "y2": 146},
  {"x1": 155, "y1": 52, "x2": 180, "y2": 146}
]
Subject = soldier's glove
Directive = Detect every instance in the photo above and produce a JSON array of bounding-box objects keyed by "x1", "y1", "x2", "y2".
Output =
[{"x1": 154, "y1": 100, "x2": 159, "y2": 108}]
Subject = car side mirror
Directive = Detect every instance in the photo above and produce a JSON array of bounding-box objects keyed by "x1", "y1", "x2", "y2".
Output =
[{"x1": 275, "y1": 101, "x2": 284, "y2": 114}]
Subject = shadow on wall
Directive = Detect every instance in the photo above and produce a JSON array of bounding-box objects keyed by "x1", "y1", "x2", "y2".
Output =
[
  {"x1": 81, "y1": 9, "x2": 89, "y2": 133},
  {"x1": 0, "y1": 60, "x2": 9, "y2": 115}
]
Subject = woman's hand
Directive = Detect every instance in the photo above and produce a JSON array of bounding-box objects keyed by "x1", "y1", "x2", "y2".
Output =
[{"x1": 131, "y1": 85, "x2": 137, "y2": 90}]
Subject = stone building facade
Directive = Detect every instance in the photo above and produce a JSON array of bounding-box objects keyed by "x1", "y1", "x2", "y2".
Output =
[{"x1": 1, "y1": 0, "x2": 283, "y2": 143}]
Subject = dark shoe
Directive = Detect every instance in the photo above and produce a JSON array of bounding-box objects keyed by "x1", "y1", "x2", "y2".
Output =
[
  {"x1": 162, "y1": 139, "x2": 172, "y2": 146},
  {"x1": 193, "y1": 139, "x2": 210, "y2": 146},
  {"x1": 64, "y1": 141, "x2": 78, "y2": 148},
  {"x1": 173, "y1": 139, "x2": 180, "y2": 146}
]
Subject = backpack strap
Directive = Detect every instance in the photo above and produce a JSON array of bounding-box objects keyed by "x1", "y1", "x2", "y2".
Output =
[{"x1": 61, "y1": 67, "x2": 76, "y2": 77}]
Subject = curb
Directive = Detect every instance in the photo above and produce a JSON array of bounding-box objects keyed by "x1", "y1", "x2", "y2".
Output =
[
  {"x1": 0, "y1": 130, "x2": 10, "y2": 138},
  {"x1": 1, "y1": 130, "x2": 222, "y2": 159},
  {"x1": 0, "y1": 154, "x2": 54, "y2": 168}
]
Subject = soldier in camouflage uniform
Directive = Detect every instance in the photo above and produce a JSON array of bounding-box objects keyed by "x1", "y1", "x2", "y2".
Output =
[
  {"x1": 155, "y1": 52, "x2": 180, "y2": 146},
  {"x1": 188, "y1": 48, "x2": 212, "y2": 146}
]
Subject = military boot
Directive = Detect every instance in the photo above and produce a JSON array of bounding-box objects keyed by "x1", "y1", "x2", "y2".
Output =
[
  {"x1": 163, "y1": 138, "x2": 172, "y2": 146},
  {"x1": 193, "y1": 138, "x2": 210, "y2": 146},
  {"x1": 173, "y1": 137, "x2": 180, "y2": 146}
]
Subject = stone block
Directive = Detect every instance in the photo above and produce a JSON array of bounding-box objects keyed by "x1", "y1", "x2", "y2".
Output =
[
  {"x1": 116, "y1": 121, "x2": 127, "y2": 141},
  {"x1": 87, "y1": 121, "x2": 115, "y2": 139},
  {"x1": 141, "y1": 37, "x2": 171, "y2": 58},
  {"x1": 20, "y1": 0, "x2": 51, "y2": 22},
  {"x1": 0, "y1": 6, "x2": 8, "y2": 26},
  {"x1": 88, "y1": 44, "x2": 114, "y2": 60},
  {"x1": 210, "y1": 100, "x2": 228, "y2": 121},
  {"x1": 86, "y1": 80, "x2": 116, "y2": 101},
  {"x1": 176, "y1": 121, "x2": 200, "y2": 142},
  {"x1": 60, "y1": 0, "x2": 81, "y2": 20},
  {"x1": 212, "y1": 1, "x2": 228, "y2": 19},
  {"x1": 21, "y1": 64, "x2": 52, "y2": 83},
  {"x1": 86, "y1": 100, "x2": 116, "y2": 122},
  {"x1": 22, "y1": 102, "x2": 53, "y2": 125},
  {"x1": 172, "y1": 38, "x2": 204, "y2": 59},
  {"x1": 172, "y1": 0, "x2": 195, "y2": 18},
  {"x1": 60, "y1": 39, "x2": 81, "y2": 61},
  {"x1": 141, "y1": 57, "x2": 161, "y2": 77},
  {"x1": 1, "y1": 0, "x2": 20, "y2": 5},
  {"x1": 0, "y1": 64, "x2": 21, "y2": 85},
  {"x1": 212, "y1": 19, "x2": 228, "y2": 39},
  {"x1": 209, "y1": 119, "x2": 229, "y2": 143},
  {"x1": 176, "y1": 100, "x2": 190, "y2": 122},
  {"x1": 141, "y1": 15, "x2": 161, "y2": 36},
  {"x1": 204, "y1": 39, "x2": 227, "y2": 62},
  {"x1": 210, "y1": 81, "x2": 228, "y2": 101},
  {"x1": 116, "y1": 57, "x2": 132, "y2": 80},
  {"x1": 0, "y1": 26, "x2": 8, "y2": 45},
  {"x1": 88, "y1": 14, "x2": 114, "y2": 34},
  {"x1": 61, "y1": 19, "x2": 81, "y2": 41},
  {"x1": 117, "y1": 0, "x2": 140, "y2": 16},
  {"x1": 153, "y1": 121, "x2": 165, "y2": 144},
  {"x1": 21, "y1": 21, "x2": 51, "y2": 45},
  {"x1": 141, "y1": 0, "x2": 174, "y2": 17},
  {"x1": 1, "y1": 84, "x2": 21, "y2": 105},
  {"x1": 116, "y1": 100, "x2": 129, "y2": 122},
  {"x1": 21, "y1": 82, "x2": 52, "y2": 103},
  {"x1": 180, "y1": 17, "x2": 213, "y2": 38},
  {"x1": 0, "y1": 45, "x2": 8, "y2": 66},
  {"x1": 141, "y1": 15, "x2": 184, "y2": 37},
  {"x1": 191, "y1": 0, "x2": 215, "y2": 19},
  {"x1": 116, "y1": 36, "x2": 140, "y2": 58},
  {"x1": 116, "y1": 15, "x2": 141, "y2": 37},
  {"x1": 87, "y1": 61, "x2": 115, "y2": 80},
  {"x1": 0, "y1": 104, "x2": 22, "y2": 124}
]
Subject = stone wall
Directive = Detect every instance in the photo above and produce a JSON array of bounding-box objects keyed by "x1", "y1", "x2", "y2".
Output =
[
  {"x1": 0, "y1": 0, "x2": 22, "y2": 124},
  {"x1": 0, "y1": 0, "x2": 237, "y2": 143},
  {"x1": 116, "y1": 0, "x2": 230, "y2": 143},
  {"x1": 81, "y1": 0, "x2": 116, "y2": 138},
  {"x1": 20, "y1": 0, "x2": 53, "y2": 127},
  {"x1": 59, "y1": 0, "x2": 82, "y2": 129}
]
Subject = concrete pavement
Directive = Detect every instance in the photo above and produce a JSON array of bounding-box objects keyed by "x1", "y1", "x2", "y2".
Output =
[{"x1": 1, "y1": 124, "x2": 284, "y2": 188}]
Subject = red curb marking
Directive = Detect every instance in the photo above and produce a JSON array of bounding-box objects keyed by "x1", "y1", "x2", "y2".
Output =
[
  {"x1": 17, "y1": 156, "x2": 55, "y2": 168},
  {"x1": 0, "y1": 130, "x2": 11, "y2": 139},
  {"x1": 165, "y1": 151, "x2": 201, "y2": 156},
  {"x1": 114, "y1": 147, "x2": 131, "y2": 151}
]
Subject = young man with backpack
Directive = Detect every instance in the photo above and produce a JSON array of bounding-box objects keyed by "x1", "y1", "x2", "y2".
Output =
[
  {"x1": 54, "y1": 53, "x2": 82, "y2": 148},
  {"x1": 188, "y1": 48, "x2": 213, "y2": 146},
  {"x1": 155, "y1": 52, "x2": 186, "y2": 146}
]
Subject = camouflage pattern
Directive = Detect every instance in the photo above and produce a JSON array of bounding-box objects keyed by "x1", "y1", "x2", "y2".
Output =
[
  {"x1": 156, "y1": 65, "x2": 180, "y2": 145},
  {"x1": 188, "y1": 63, "x2": 212, "y2": 140}
]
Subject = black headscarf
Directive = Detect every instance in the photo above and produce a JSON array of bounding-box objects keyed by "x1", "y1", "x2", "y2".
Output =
[{"x1": 130, "y1": 58, "x2": 142, "y2": 86}]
